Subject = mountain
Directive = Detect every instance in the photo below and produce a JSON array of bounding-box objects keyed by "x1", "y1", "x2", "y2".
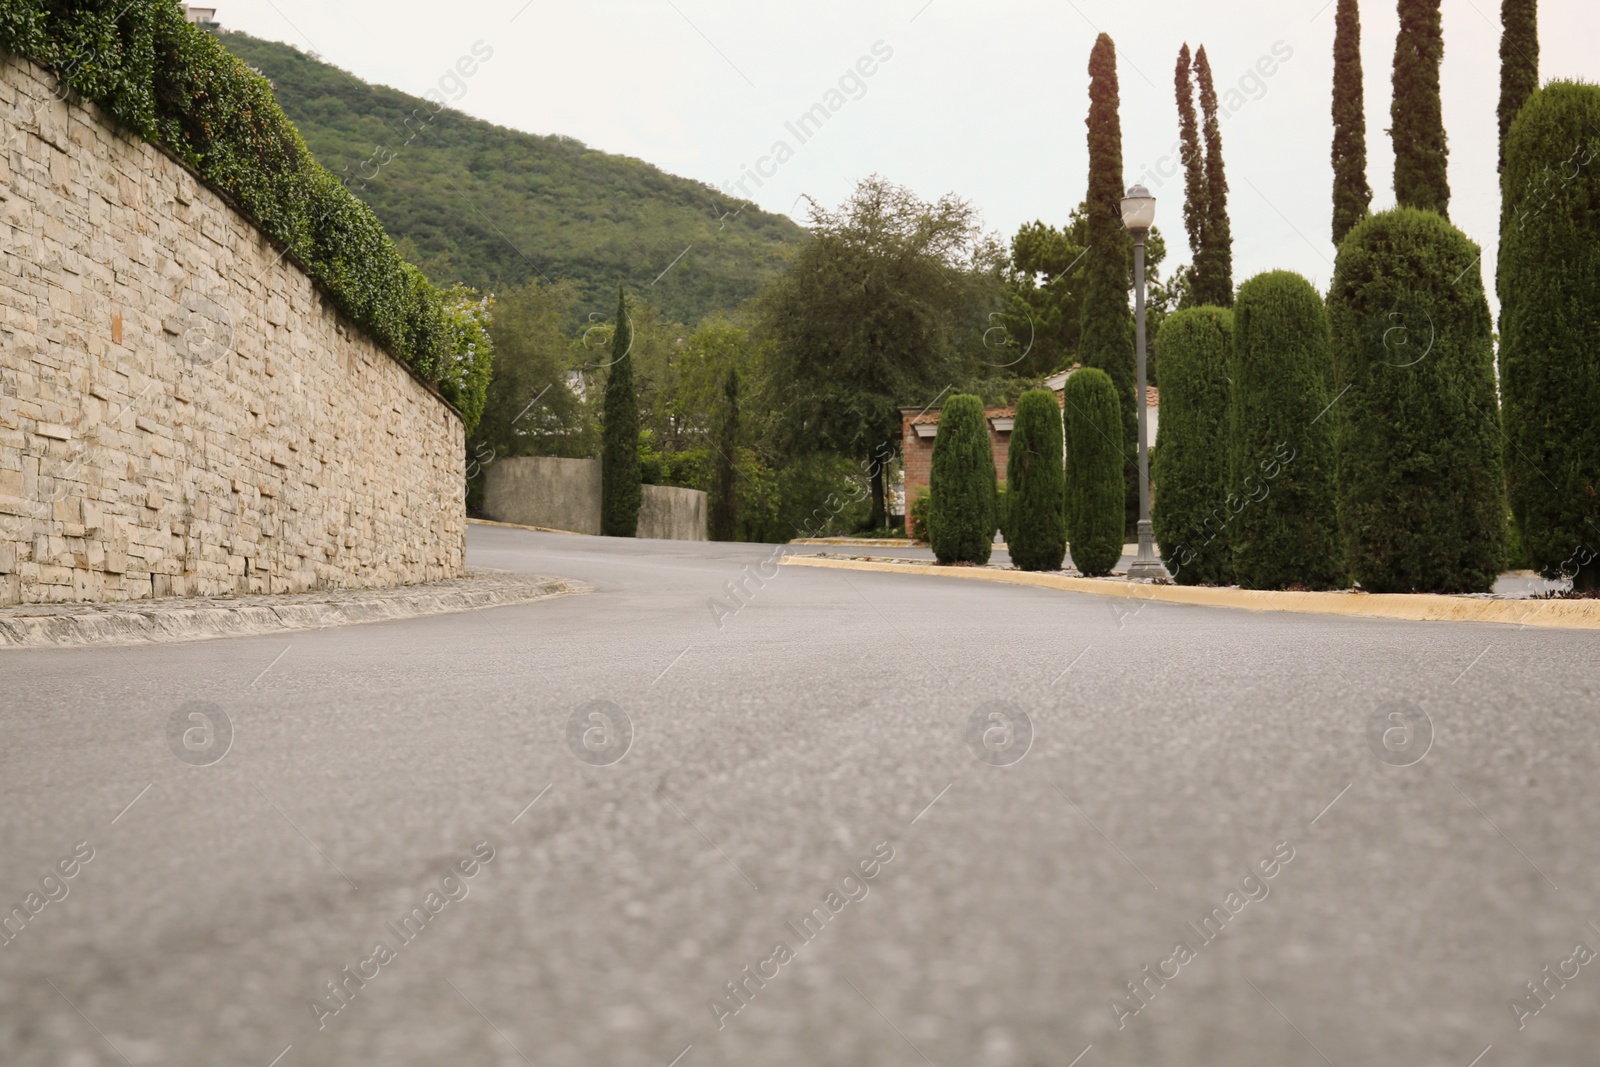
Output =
[{"x1": 216, "y1": 31, "x2": 803, "y2": 324}]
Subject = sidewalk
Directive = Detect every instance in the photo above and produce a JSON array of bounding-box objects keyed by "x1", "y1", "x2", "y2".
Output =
[{"x1": 781, "y1": 554, "x2": 1599, "y2": 630}]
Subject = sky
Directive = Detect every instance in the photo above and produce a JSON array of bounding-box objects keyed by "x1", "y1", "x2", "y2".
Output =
[{"x1": 210, "y1": 0, "x2": 1590, "y2": 318}]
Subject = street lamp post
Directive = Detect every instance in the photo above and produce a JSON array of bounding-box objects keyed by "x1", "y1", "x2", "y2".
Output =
[{"x1": 1120, "y1": 184, "x2": 1169, "y2": 581}]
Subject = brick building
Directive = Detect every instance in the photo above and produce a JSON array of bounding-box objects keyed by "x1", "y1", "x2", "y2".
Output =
[{"x1": 900, "y1": 369, "x2": 1159, "y2": 506}]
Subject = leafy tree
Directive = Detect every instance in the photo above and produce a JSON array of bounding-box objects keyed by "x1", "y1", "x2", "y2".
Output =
[
  {"x1": 1193, "y1": 47, "x2": 1234, "y2": 307},
  {"x1": 600, "y1": 286, "x2": 641, "y2": 536},
  {"x1": 929, "y1": 395, "x2": 996, "y2": 564},
  {"x1": 1175, "y1": 44, "x2": 1207, "y2": 303},
  {"x1": 1498, "y1": 0, "x2": 1539, "y2": 174},
  {"x1": 709, "y1": 368, "x2": 739, "y2": 541},
  {"x1": 1229, "y1": 272, "x2": 1342, "y2": 590},
  {"x1": 1081, "y1": 34, "x2": 1138, "y2": 522},
  {"x1": 1392, "y1": 0, "x2": 1450, "y2": 216},
  {"x1": 1329, "y1": 208, "x2": 1505, "y2": 592},
  {"x1": 1500, "y1": 82, "x2": 1600, "y2": 588},
  {"x1": 760, "y1": 175, "x2": 998, "y2": 528},
  {"x1": 1151, "y1": 308, "x2": 1234, "y2": 584},
  {"x1": 439, "y1": 285, "x2": 495, "y2": 434},
  {"x1": 1006, "y1": 389, "x2": 1066, "y2": 571},
  {"x1": 1332, "y1": 0, "x2": 1374, "y2": 244},
  {"x1": 1063, "y1": 368, "x2": 1125, "y2": 577}
]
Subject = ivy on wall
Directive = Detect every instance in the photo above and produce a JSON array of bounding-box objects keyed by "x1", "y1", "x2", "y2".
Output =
[{"x1": 0, "y1": 0, "x2": 489, "y2": 429}]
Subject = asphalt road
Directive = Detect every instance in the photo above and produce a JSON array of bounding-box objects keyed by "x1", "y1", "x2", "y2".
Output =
[{"x1": 2, "y1": 525, "x2": 1598, "y2": 1067}]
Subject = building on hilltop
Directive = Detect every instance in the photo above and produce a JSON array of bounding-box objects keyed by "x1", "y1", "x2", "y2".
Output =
[{"x1": 185, "y1": 7, "x2": 220, "y2": 29}]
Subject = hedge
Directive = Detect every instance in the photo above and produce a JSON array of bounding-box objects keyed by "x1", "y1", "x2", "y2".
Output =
[
  {"x1": 929, "y1": 394, "x2": 995, "y2": 564},
  {"x1": 1063, "y1": 368, "x2": 1124, "y2": 576},
  {"x1": 1229, "y1": 271, "x2": 1343, "y2": 590},
  {"x1": 1151, "y1": 307, "x2": 1234, "y2": 584},
  {"x1": 1005, "y1": 389, "x2": 1066, "y2": 571},
  {"x1": 0, "y1": 0, "x2": 489, "y2": 428},
  {"x1": 1328, "y1": 208, "x2": 1505, "y2": 592},
  {"x1": 1500, "y1": 81, "x2": 1600, "y2": 589}
]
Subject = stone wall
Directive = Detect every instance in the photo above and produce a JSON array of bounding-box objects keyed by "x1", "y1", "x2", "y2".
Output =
[
  {"x1": 483, "y1": 457, "x2": 707, "y2": 540},
  {"x1": 0, "y1": 54, "x2": 465, "y2": 605}
]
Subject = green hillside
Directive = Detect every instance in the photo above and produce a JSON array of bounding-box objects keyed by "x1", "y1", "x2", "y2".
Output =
[{"x1": 217, "y1": 31, "x2": 803, "y2": 324}]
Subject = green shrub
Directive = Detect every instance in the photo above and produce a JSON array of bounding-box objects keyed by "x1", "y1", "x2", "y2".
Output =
[
  {"x1": 1500, "y1": 81, "x2": 1600, "y2": 588},
  {"x1": 1229, "y1": 271, "x2": 1343, "y2": 590},
  {"x1": 601, "y1": 288, "x2": 640, "y2": 537},
  {"x1": 0, "y1": 1, "x2": 486, "y2": 426},
  {"x1": 1151, "y1": 307, "x2": 1234, "y2": 584},
  {"x1": 1328, "y1": 208, "x2": 1505, "y2": 592},
  {"x1": 1063, "y1": 368, "x2": 1124, "y2": 576},
  {"x1": 929, "y1": 394, "x2": 995, "y2": 564},
  {"x1": 909, "y1": 487, "x2": 932, "y2": 543},
  {"x1": 1005, "y1": 389, "x2": 1066, "y2": 571}
]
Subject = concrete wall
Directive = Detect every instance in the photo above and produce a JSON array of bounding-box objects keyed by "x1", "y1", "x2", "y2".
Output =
[
  {"x1": 0, "y1": 55, "x2": 465, "y2": 605},
  {"x1": 483, "y1": 456, "x2": 707, "y2": 540},
  {"x1": 483, "y1": 457, "x2": 602, "y2": 535},
  {"x1": 639, "y1": 484, "x2": 707, "y2": 541}
]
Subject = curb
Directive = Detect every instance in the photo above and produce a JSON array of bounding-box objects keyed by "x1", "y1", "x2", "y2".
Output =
[
  {"x1": 468, "y1": 517, "x2": 586, "y2": 536},
  {"x1": 789, "y1": 537, "x2": 921, "y2": 547},
  {"x1": 779, "y1": 556, "x2": 1600, "y2": 630},
  {"x1": 0, "y1": 573, "x2": 589, "y2": 650}
]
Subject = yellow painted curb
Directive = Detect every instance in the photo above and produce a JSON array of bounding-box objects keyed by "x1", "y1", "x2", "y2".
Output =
[
  {"x1": 779, "y1": 555, "x2": 1600, "y2": 630},
  {"x1": 468, "y1": 517, "x2": 586, "y2": 536},
  {"x1": 790, "y1": 537, "x2": 920, "y2": 547}
]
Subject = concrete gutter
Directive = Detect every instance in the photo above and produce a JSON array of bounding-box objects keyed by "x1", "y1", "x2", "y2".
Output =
[
  {"x1": 468, "y1": 517, "x2": 587, "y2": 535},
  {"x1": 780, "y1": 555, "x2": 1600, "y2": 630},
  {"x1": 0, "y1": 570, "x2": 589, "y2": 649}
]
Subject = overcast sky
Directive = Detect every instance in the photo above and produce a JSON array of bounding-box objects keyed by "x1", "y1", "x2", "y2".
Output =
[{"x1": 213, "y1": 0, "x2": 1587, "y2": 317}]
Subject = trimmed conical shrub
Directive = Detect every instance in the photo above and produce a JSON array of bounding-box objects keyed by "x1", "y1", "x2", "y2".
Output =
[
  {"x1": 1152, "y1": 307, "x2": 1234, "y2": 584},
  {"x1": 600, "y1": 285, "x2": 640, "y2": 537},
  {"x1": 929, "y1": 394, "x2": 996, "y2": 564},
  {"x1": 1063, "y1": 369, "x2": 1125, "y2": 577},
  {"x1": 1328, "y1": 208, "x2": 1506, "y2": 592},
  {"x1": 1229, "y1": 272, "x2": 1343, "y2": 590},
  {"x1": 1006, "y1": 389, "x2": 1066, "y2": 571},
  {"x1": 1500, "y1": 82, "x2": 1600, "y2": 588}
]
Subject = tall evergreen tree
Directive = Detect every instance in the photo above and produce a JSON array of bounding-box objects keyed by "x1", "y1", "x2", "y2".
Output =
[
  {"x1": 1192, "y1": 48, "x2": 1234, "y2": 307},
  {"x1": 709, "y1": 367, "x2": 738, "y2": 541},
  {"x1": 600, "y1": 285, "x2": 641, "y2": 537},
  {"x1": 1063, "y1": 369, "x2": 1126, "y2": 577},
  {"x1": 1005, "y1": 389, "x2": 1067, "y2": 571},
  {"x1": 1497, "y1": 0, "x2": 1539, "y2": 173},
  {"x1": 1175, "y1": 44, "x2": 1206, "y2": 304},
  {"x1": 1392, "y1": 0, "x2": 1450, "y2": 216},
  {"x1": 1331, "y1": 0, "x2": 1374, "y2": 244},
  {"x1": 1080, "y1": 33, "x2": 1137, "y2": 523}
]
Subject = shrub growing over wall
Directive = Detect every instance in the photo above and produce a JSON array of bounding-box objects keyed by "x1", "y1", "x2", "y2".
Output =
[
  {"x1": 0, "y1": 1, "x2": 489, "y2": 426},
  {"x1": 929, "y1": 395, "x2": 995, "y2": 564},
  {"x1": 1500, "y1": 82, "x2": 1600, "y2": 588},
  {"x1": 1229, "y1": 271, "x2": 1343, "y2": 590},
  {"x1": 1328, "y1": 208, "x2": 1505, "y2": 592},
  {"x1": 1005, "y1": 389, "x2": 1066, "y2": 571},
  {"x1": 1151, "y1": 307, "x2": 1234, "y2": 584},
  {"x1": 1063, "y1": 368, "x2": 1124, "y2": 577}
]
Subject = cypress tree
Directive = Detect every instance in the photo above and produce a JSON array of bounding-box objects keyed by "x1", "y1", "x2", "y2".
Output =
[
  {"x1": 1331, "y1": 0, "x2": 1374, "y2": 244},
  {"x1": 1392, "y1": 0, "x2": 1450, "y2": 216},
  {"x1": 1080, "y1": 33, "x2": 1137, "y2": 524},
  {"x1": 1175, "y1": 44, "x2": 1207, "y2": 304},
  {"x1": 1229, "y1": 272, "x2": 1342, "y2": 590},
  {"x1": 1328, "y1": 208, "x2": 1505, "y2": 592},
  {"x1": 1063, "y1": 369, "x2": 1125, "y2": 577},
  {"x1": 929, "y1": 394, "x2": 996, "y2": 565},
  {"x1": 1497, "y1": 0, "x2": 1539, "y2": 174},
  {"x1": 1500, "y1": 83, "x2": 1600, "y2": 589},
  {"x1": 1194, "y1": 47, "x2": 1234, "y2": 307},
  {"x1": 600, "y1": 285, "x2": 640, "y2": 537},
  {"x1": 1151, "y1": 307, "x2": 1234, "y2": 585},
  {"x1": 709, "y1": 367, "x2": 738, "y2": 541},
  {"x1": 1005, "y1": 389, "x2": 1066, "y2": 571}
]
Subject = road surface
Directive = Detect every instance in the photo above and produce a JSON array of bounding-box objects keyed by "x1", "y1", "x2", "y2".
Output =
[{"x1": 2, "y1": 525, "x2": 1596, "y2": 1066}]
